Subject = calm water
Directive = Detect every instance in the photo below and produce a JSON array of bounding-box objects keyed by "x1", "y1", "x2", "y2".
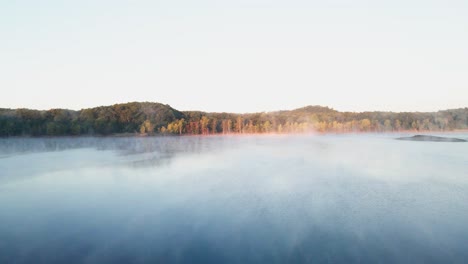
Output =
[{"x1": 1, "y1": 134, "x2": 468, "y2": 263}]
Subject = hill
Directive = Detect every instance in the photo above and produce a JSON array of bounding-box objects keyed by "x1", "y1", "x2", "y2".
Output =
[{"x1": 0, "y1": 102, "x2": 467, "y2": 136}]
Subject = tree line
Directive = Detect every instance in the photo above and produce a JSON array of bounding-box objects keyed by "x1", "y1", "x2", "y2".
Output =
[{"x1": 0, "y1": 102, "x2": 467, "y2": 136}]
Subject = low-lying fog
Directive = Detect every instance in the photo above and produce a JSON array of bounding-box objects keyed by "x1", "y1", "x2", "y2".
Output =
[{"x1": 1, "y1": 134, "x2": 467, "y2": 263}]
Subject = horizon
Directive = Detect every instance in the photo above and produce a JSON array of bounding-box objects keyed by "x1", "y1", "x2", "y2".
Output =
[
  {"x1": 2, "y1": 100, "x2": 466, "y2": 114},
  {"x1": 2, "y1": 1, "x2": 467, "y2": 112}
]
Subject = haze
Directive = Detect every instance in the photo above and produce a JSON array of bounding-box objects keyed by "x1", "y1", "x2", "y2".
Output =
[
  {"x1": 1, "y1": 135, "x2": 468, "y2": 262},
  {"x1": 1, "y1": 0, "x2": 467, "y2": 113}
]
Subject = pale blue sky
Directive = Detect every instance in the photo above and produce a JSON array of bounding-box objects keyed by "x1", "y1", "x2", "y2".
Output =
[{"x1": 1, "y1": 0, "x2": 467, "y2": 112}]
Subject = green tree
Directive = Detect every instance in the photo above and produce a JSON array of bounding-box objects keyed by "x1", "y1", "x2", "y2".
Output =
[
  {"x1": 384, "y1": 119, "x2": 392, "y2": 132},
  {"x1": 263, "y1": 121, "x2": 271, "y2": 133}
]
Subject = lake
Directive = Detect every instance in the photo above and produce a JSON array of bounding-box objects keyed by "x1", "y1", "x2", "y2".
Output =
[{"x1": 1, "y1": 134, "x2": 467, "y2": 263}]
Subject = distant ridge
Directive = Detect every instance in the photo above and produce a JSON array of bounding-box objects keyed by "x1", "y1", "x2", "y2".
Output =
[{"x1": 0, "y1": 102, "x2": 467, "y2": 136}]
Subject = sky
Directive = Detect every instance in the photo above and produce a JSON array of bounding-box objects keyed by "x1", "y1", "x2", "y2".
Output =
[{"x1": 1, "y1": 0, "x2": 467, "y2": 113}]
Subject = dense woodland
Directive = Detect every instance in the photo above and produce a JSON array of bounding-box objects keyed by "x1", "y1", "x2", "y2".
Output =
[{"x1": 0, "y1": 102, "x2": 467, "y2": 136}]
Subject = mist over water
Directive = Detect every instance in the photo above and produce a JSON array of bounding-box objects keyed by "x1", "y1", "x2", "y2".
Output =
[{"x1": 1, "y1": 135, "x2": 468, "y2": 263}]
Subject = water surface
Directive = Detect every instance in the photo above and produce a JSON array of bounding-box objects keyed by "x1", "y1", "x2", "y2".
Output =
[{"x1": 1, "y1": 134, "x2": 468, "y2": 263}]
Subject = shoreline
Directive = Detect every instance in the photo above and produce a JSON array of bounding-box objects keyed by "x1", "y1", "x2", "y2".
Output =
[{"x1": 2, "y1": 129, "x2": 468, "y2": 139}]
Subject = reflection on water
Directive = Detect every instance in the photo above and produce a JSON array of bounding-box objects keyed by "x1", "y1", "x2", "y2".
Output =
[{"x1": 0, "y1": 135, "x2": 468, "y2": 263}]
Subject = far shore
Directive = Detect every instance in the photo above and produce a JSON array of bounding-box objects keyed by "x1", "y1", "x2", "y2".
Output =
[{"x1": 2, "y1": 129, "x2": 468, "y2": 139}]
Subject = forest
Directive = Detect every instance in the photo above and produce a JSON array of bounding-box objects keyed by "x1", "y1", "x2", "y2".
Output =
[{"x1": 1, "y1": 102, "x2": 467, "y2": 136}]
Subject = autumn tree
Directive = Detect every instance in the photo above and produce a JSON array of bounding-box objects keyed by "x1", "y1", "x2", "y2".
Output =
[
  {"x1": 140, "y1": 120, "x2": 154, "y2": 134},
  {"x1": 200, "y1": 116, "x2": 210, "y2": 135},
  {"x1": 360, "y1": 119, "x2": 371, "y2": 132},
  {"x1": 235, "y1": 116, "x2": 243, "y2": 133}
]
